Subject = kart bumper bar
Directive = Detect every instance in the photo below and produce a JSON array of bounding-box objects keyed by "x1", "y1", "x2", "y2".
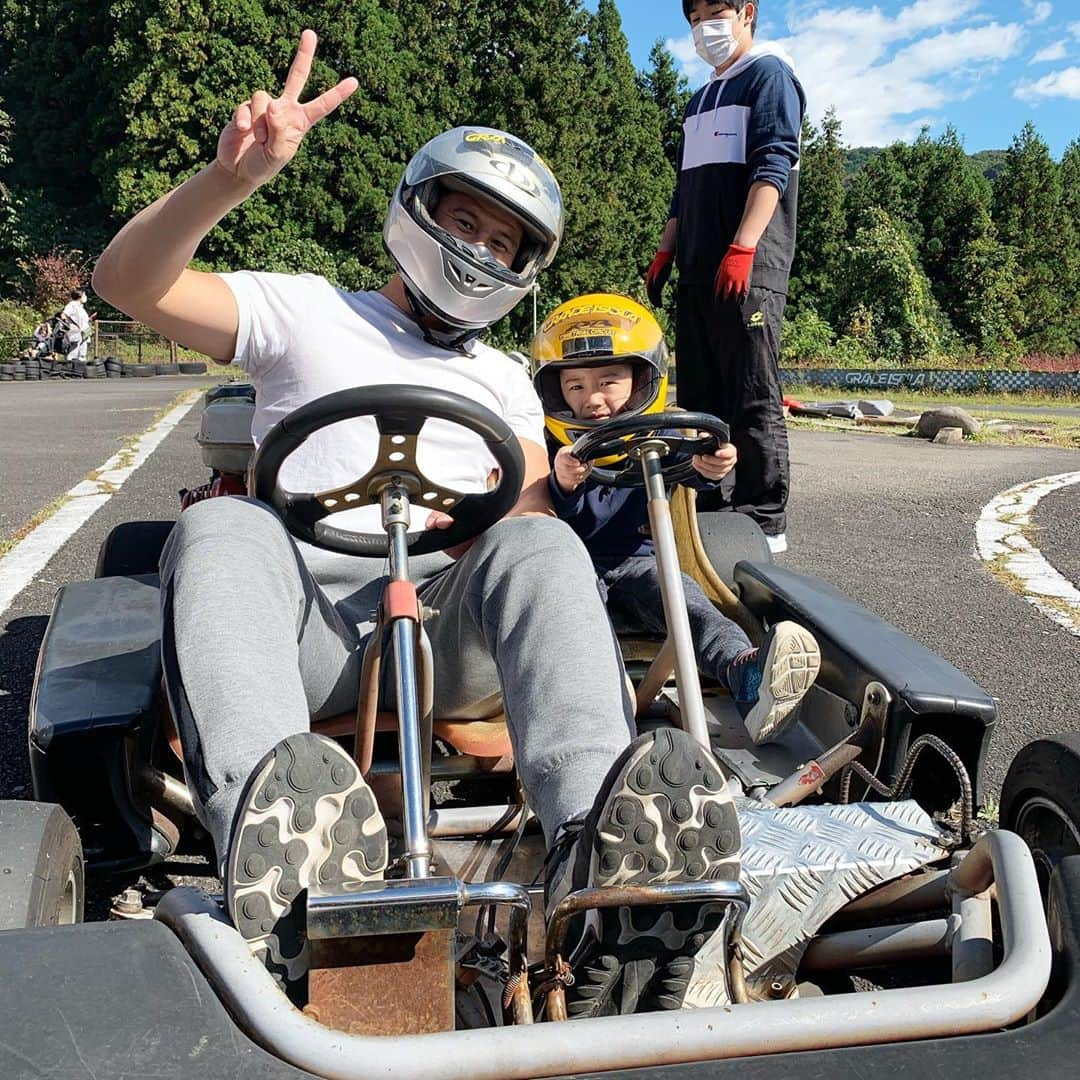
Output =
[{"x1": 155, "y1": 829, "x2": 1050, "y2": 1080}]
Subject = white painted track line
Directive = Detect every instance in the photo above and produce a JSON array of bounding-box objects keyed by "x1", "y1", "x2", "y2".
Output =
[
  {"x1": 0, "y1": 391, "x2": 200, "y2": 619},
  {"x1": 975, "y1": 471, "x2": 1080, "y2": 638}
]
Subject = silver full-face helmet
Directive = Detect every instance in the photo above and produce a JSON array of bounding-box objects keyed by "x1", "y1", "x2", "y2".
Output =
[{"x1": 383, "y1": 126, "x2": 564, "y2": 347}]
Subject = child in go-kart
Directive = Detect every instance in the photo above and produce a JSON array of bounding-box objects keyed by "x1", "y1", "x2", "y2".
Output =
[
  {"x1": 532, "y1": 295, "x2": 820, "y2": 744},
  {"x1": 93, "y1": 29, "x2": 745, "y2": 1018}
]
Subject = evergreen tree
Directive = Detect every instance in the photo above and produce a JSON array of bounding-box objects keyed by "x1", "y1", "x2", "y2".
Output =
[
  {"x1": 0, "y1": 98, "x2": 14, "y2": 276},
  {"x1": 639, "y1": 39, "x2": 690, "y2": 172},
  {"x1": 555, "y1": 0, "x2": 672, "y2": 306},
  {"x1": 993, "y1": 122, "x2": 1073, "y2": 352},
  {"x1": 788, "y1": 107, "x2": 846, "y2": 323},
  {"x1": 951, "y1": 230, "x2": 1023, "y2": 360},
  {"x1": 845, "y1": 127, "x2": 1002, "y2": 347},
  {"x1": 1058, "y1": 138, "x2": 1080, "y2": 348},
  {"x1": 837, "y1": 207, "x2": 950, "y2": 364}
]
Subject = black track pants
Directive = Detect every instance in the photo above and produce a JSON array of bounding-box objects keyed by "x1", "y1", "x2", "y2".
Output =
[{"x1": 675, "y1": 282, "x2": 790, "y2": 536}]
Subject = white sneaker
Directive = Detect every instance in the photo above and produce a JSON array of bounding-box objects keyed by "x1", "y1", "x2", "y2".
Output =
[{"x1": 765, "y1": 533, "x2": 788, "y2": 555}]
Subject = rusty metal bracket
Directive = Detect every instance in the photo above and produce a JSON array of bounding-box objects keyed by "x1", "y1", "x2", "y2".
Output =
[{"x1": 306, "y1": 877, "x2": 534, "y2": 1034}]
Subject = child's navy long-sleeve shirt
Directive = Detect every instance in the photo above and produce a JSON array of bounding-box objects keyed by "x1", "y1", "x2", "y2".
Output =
[
  {"x1": 547, "y1": 438, "x2": 714, "y2": 571},
  {"x1": 670, "y1": 45, "x2": 806, "y2": 293}
]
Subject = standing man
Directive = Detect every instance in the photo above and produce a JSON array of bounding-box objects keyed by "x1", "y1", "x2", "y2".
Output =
[
  {"x1": 646, "y1": 1, "x2": 804, "y2": 553},
  {"x1": 61, "y1": 288, "x2": 91, "y2": 364}
]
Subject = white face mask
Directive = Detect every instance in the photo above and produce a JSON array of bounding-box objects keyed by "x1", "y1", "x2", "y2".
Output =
[{"x1": 692, "y1": 18, "x2": 740, "y2": 69}]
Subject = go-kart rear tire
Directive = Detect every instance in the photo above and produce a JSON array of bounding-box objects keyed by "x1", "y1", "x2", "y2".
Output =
[
  {"x1": 695, "y1": 507, "x2": 773, "y2": 588},
  {"x1": 1001, "y1": 733, "x2": 1080, "y2": 900},
  {"x1": 0, "y1": 801, "x2": 84, "y2": 929},
  {"x1": 95, "y1": 519, "x2": 176, "y2": 578}
]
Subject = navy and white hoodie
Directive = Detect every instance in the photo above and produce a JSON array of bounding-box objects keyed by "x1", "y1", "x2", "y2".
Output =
[{"x1": 671, "y1": 43, "x2": 806, "y2": 293}]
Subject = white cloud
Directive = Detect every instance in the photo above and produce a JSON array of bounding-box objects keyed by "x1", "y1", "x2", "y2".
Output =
[
  {"x1": 1031, "y1": 41, "x2": 1066, "y2": 63},
  {"x1": 1022, "y1": 0, "x2": 1052, "y2": 25},
  {"x1": 666, "y1": 1, "x2": 1024, "y2": 146},
  {"x1": 1015, "y1": 65, "x2": 1080, "y2": 102},
  {"x1": 1071, "y1": 22, "x2": 1080, "y2": 40}
]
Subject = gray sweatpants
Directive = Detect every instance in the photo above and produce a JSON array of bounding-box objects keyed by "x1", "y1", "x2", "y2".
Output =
[{"x1": 159, "y1": 497, "x2": 634, "y2": 860}]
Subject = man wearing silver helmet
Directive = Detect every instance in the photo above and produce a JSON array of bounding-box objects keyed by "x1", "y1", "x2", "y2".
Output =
[{"x1": 94, "y1": 31, "x2": 741, "y2": 1016}]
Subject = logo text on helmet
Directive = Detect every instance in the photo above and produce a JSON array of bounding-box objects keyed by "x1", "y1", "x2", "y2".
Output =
[{"x1": 542, "y1": 302, "x2": 641, "y2": 333}]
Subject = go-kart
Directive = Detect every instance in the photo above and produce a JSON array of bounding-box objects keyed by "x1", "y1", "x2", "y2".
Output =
[{"x1": 3, "y1": 383, "x2": 1080, "y2": 1080}]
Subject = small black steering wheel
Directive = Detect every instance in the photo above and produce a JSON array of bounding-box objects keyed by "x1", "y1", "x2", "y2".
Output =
[
  {"x1": 570, "y1": 411, "x2": 730, "y2": 488},
  {"x1": 251, "y1": 385, "x2": 525, "y2": 557}
]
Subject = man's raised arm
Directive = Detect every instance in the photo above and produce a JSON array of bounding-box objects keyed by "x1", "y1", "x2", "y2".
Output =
[{"x1": 92, "y1": 29, "x2": 357, "y2": 362}]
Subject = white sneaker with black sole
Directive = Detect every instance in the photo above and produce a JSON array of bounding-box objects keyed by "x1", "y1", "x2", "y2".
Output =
[
  {"x1": 728, "y1": 621, "x2": 821, "y2": 744},
  {"x1": 225, "y1": 732, "x2": 388, "y2": 999},
  {"x1": 545, "y1": 727, "x2": 742, "y2": 1017}
]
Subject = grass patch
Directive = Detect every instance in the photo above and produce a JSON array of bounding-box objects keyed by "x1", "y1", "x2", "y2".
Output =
[
  {"x1": 984, "y1": 550, "x2": 1080, "y2": 629},
  {"x1": 0, "y1": 493, "x2": 71, "y2": 557}
]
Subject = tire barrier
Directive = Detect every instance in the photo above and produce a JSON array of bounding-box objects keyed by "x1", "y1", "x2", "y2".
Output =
[
  {"x1": 782, "y1": 368, "x2": 1080, "y2": 395},
  {"x1": 0, "y1": 353, "x2": 210, "y2": 385}
]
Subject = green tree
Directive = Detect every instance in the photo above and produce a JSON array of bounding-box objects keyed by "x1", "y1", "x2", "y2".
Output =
[
  {"x1": 788, "y1": 107, "x2": 846, "y2": 323},
  {"x1": 993, "y1": 122, "x2": 1074, "y2": 352},
  {"x1": 553, "y1": 0, "x2": 672, "y2": 303},
  {"x1": 1057, "y1": 138, "x2": 1080, "y2": 348},
  {"x1": 846, "y1": 127, "x2": 1004, "y2": 347},
  {"x1": 639, "y1": 39, "x2": 690, "y2": 172},
  {"x1": 837, "y1": 207, "x2": 950, "y2": 364},
  {"x1": 951, "y1": 231, "x2": 1023, "y2": 360},
  {"x1": 0, "y1": 97, "x2": 14, "y2": 276}
]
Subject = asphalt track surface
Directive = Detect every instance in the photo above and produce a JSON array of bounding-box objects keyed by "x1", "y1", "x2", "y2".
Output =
[
  {"x1": 1, "y1": 381, "x2": 1078, "y2": 906},
  {"x1": 0, "y1": 376, "x2": 208, "y2": 547}
]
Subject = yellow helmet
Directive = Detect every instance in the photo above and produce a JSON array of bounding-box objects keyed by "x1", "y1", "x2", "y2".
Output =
[{"x1": 530, "y1": 293, "x2": 669, "y2": 459}]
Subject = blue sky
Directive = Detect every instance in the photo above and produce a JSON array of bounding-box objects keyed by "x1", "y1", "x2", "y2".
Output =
[{"x1": 602, "y1": 1, "x2": 1080, "y2": 156}]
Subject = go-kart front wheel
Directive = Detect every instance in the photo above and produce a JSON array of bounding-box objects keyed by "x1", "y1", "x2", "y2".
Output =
[
  {"x1": 1001, "y1": 733, "x2": 1080, "y2": 900},
  {"x1": 0, "y1": 801, "x2": 84, "y2": 929}
]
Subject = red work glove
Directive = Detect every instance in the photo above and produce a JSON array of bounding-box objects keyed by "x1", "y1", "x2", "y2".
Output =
[
  {"x1": 714, "y1": 244, "x2": 756, "y2": 302},
  {"x1": 645, "y1": 250, "x2": 674, "y2": 308}
]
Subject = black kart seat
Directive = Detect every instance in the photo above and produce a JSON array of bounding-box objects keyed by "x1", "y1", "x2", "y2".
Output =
[{"x1": 734, "y1": 561, "x2": 996, "y2": 801}]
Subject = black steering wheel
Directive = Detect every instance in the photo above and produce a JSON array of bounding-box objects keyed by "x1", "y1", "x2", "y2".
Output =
[
  {"x1": 251, "y1": 385, "x2": 525, "y2": 557},
  {"x1": 570, "y1": 411, "x2": 730, "y2": 488}
]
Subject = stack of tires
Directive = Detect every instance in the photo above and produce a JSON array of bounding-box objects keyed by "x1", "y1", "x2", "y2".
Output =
[{"x1": 0, "y1": 354, "x2": 209, "y2": 383}]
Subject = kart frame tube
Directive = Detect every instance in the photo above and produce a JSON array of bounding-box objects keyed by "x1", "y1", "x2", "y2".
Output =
[{"x1": 154, "y1": 829, "x2": 1050, "y2": 1080}]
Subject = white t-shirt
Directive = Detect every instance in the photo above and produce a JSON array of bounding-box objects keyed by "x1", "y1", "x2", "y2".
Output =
[
  {"x1": 220, "y1": 272, "x2": 544, "y2": 536},
  {"x1": 61, "y1": 300, "x2": 90, "y2": 342}
]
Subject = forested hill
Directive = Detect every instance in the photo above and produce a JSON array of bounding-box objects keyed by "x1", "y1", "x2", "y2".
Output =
[
  {"x1": 0, "y1": 1, "x2": 1077, "y2": 361},
  {"x1": 844, "y1": 147, "x2": 1010, "y2": 182}
]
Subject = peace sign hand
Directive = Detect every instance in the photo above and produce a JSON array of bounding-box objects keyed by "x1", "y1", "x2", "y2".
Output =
[{"x1": 216, "y1": 29, "x2": 358, "y2": 189}]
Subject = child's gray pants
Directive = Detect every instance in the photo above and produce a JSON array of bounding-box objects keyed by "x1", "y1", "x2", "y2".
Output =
[{"x1": 159, "y1": 497, "x2": 634, "y2": 861}]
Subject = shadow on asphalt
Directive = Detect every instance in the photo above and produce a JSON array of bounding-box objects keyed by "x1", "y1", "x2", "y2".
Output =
[{"x1": 0, "y1": 614, "x2": 47, "y2": 797}]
